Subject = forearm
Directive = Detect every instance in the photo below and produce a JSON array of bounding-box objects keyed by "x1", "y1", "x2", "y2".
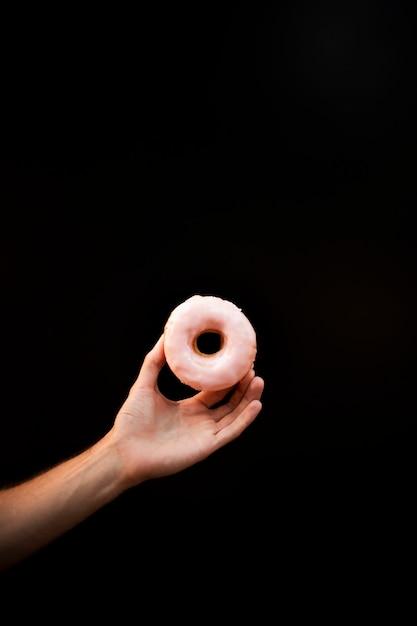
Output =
[{"x1": 0, "y1": 432, "x2": 129, "y2": 573}]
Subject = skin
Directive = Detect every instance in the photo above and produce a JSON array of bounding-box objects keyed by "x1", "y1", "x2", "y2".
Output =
[{"x1": 0, "y1": 334, "x2": 264, "y2": 573}]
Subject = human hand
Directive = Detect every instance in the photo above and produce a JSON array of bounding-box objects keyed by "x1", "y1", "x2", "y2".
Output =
[
  {"x1": 0, "y1": 334, "x2": 263, "y2": 572},
  {"x1": 108, "y1": 335, "x2": 265, "y2": 488}
]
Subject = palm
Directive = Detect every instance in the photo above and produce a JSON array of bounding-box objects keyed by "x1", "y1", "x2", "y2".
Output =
[{"x1": 115, "y1": 389, "x2": 227, "y2": 478}]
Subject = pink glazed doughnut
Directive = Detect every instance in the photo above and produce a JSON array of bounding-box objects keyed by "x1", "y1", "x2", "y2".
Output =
[{"x1": 163, "y1": 294, "x2": 257, "y2": 392}]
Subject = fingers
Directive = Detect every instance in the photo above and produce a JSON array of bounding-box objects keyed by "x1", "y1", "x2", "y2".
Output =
[
  {"x1": 134, "y1": 335, "x2": 166, "y2": 389},
  {"x1": 214, "y1": 374, "x2": 264, "y2": 432},
  {"x1": 195, "y1": 368, "x2": 256, "y2": 412},
  {"x1": 195, "y1": 384, "x2": 241, "y2": 410},
  {"x1": 208, "y1": 369, "x2": 258, "y2": 421},
  {"x1": 214, "y1": 396, "x2": 263, "y2": 448}
]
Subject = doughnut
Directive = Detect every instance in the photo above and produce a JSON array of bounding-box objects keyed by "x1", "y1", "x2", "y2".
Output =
[{"x1": 163, "y1": 294, "x2": 257, "y2": 392}]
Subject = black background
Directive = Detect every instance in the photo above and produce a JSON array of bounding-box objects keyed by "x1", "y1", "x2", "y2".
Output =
[{"x1": 1, "y1": 0, "x2": 417, "y2": 612}]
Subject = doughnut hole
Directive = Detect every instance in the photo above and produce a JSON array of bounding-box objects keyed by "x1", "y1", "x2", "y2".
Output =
[{"x1": 193, "y1": 330, "x2": 224, "y2": 356}]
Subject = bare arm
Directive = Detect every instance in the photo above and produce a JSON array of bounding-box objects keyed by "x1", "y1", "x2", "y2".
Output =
[{"x1": 0, "y1": 335, "x2": 264, "y2": 573}]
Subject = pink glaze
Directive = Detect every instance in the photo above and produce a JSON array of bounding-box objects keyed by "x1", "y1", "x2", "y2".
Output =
[{"x1": 163, "y1": 294, "x2": 257, "y2": 392}]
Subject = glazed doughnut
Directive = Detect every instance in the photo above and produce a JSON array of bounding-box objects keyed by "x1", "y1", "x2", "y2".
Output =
[{"x1": 163, "y1": 294, "x2": 257, "y2": 392}]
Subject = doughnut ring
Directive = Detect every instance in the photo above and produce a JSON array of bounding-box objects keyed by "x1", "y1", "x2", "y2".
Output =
[{"x1": 163, "y1": 294, "x2": 257, "y2": 391}]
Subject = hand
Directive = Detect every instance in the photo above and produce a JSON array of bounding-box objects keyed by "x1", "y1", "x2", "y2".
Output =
[
  {"x1": 109, "y1": 335, "x2": 265, "y2": 487},
  {"x1": 0, "y1": 334, "x2": 264, "y2": 572}
]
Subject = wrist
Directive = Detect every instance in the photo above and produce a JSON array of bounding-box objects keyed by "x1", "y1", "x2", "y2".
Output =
[{"x1": 100, "y1": 427, "x2": 148, "y2": 493}]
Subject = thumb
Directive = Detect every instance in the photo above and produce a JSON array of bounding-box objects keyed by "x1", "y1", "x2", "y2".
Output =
[{"x1": 134, "y1": 334, "x2": 166, "y2": 389}]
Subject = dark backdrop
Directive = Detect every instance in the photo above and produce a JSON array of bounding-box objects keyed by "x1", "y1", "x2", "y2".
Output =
[{"x1": 1, "y1": 0, "x2": 416, "y2": 612}]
